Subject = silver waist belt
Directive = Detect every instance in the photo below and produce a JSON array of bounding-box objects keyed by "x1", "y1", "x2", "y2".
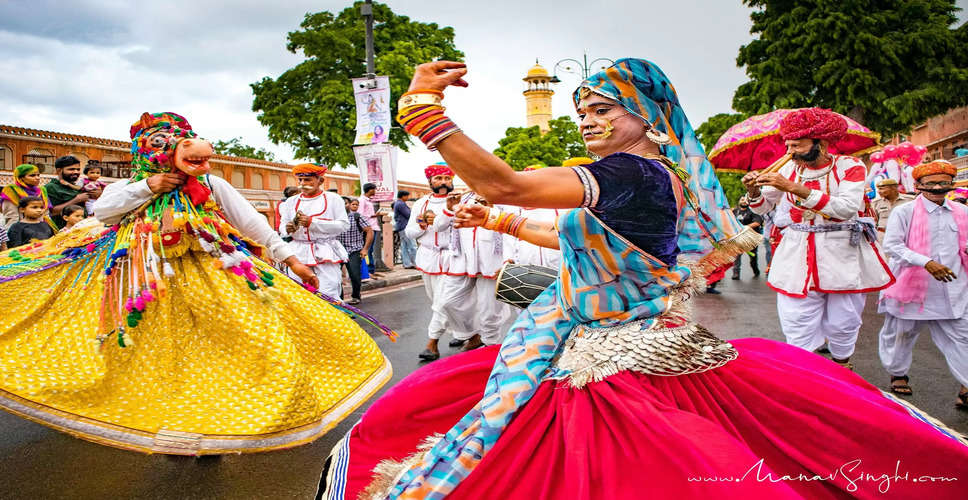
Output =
[
  {"x1": 788, "y1": 219, "x2": 876, "y2": 246},
  {"x1": 555, "y1": 320, "x2": 738, "y2": 388}
]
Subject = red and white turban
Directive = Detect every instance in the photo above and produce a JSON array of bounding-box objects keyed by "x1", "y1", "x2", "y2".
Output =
[
  {"x1": 779, "y1": 108, "x2": 847, "y2": 142},
  {"x1": 912, "y1": 160, "x2": 957, "y2": 180},
  {"x1": 425, "y1": 164, "x2": 454, "y2": 179},
  {"x1": 292, "y1": 163, "x2": 327, "y2": 176}
]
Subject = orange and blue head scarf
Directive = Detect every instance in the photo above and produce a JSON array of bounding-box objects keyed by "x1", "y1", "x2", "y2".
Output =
[{"x1": 574, "y1": 58, "x2": 743, "y2": 256}]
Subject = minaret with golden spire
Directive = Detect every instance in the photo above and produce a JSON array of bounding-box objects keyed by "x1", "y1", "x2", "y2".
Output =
[{"x1": 523, "y1": 60, "x2": 554, "y2": 133}]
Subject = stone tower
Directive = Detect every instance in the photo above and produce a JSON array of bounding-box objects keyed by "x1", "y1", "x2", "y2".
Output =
[{"x1": 523, "y1": 61, "x2": 554, "y2": 134}]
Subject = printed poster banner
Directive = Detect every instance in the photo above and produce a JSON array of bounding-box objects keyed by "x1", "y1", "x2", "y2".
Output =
[
  {"x1": 354, "y1": 143, "x2": 397, "y2": 203},
  {"x1": 352, "y1": 76, "x2": 391, "y2": 145}
]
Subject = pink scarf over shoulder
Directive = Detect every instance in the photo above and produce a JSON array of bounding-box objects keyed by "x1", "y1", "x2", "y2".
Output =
[{"x1": 882, "y1": 195, "x2": 968, "y2": 310}]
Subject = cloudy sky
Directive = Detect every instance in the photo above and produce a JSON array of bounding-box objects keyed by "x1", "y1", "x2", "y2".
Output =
[{"x1": 1, "y1": 0, "x2": 966, "y2": 182}]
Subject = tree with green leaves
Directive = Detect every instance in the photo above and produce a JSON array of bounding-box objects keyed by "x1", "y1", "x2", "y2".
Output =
[
  {"x1": 251, "y1": 2, "x2": 463, "y2": 167},
  {"x1": 493, "y1": 116, "x2": 587, "y2": 170},
  {"x1": 734, "y1": 0, "x2": 968, "y2": 137},
  {"x1": 695, "y1": 113, "x2": 747, "y2": 153},
  {"x1": 695, "y1": 113, "x2": 749, "y2": 207},
  {"x1": 212, "y1": 137, "x2": 277, "y2": 162}
]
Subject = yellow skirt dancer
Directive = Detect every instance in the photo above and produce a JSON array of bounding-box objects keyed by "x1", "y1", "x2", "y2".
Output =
[{"x1": 0, "y1": 112, "x2": 392, "y2": 455}]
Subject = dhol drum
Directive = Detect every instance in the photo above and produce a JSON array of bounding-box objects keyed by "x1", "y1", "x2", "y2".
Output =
[{"x1": 494, "y1": 263, "x2": 558, "y2": 309}]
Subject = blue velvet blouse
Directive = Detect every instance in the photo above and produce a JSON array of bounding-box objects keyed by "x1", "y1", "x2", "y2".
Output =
[{"x1": 580, "y1": 153, "x2": 680, "y2": 266}]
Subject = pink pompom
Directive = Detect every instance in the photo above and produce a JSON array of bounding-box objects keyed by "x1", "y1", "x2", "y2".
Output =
[
  {"x1": 134, "y1": 296, "x2": 146, "y2": 311},
  {"x1": 150, "y1": 281, "x2": 158, "y2": 290},
  {"x1": 124, "y1": 298, "x2": 134, "y2": 313},
  {"x1": 240, "y1": 260, "x2": 253, "y2": 270},
  {"x1": 86, "y1": 244, "x2": 96, "y2": 252},
  {"x1": 142, "y1": 291, "x2": 155, "y2": 302},
  {"x1": 244, "y1": 270, "x2": 258, "y2": 282},
  {"x1": 230, "y1": 266, "x2": 244, "y2": 276}
]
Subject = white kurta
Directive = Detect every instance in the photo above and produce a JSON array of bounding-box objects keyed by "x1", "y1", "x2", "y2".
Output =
[
  {"x1": 434, "y1": 198, "x2": 511, "y2": 344},
  {"x1": 749, "y1": 156, "x2": 893, "y2": 359},
  {"x1": 277, "y1": 191, "x2": 349, "y2": 298},
  {"x1": 878, "y1": 197, "x2": 968, "y2": 320},
  {"x1": 502, "y1": 206, "x2": 562, "y2": 269},
  {"x1": 877, "y1": 196, "x2": 968, "y2": 386},
  {"x1": 93, "y1": 175, "x2": 294, "y2": 263},
  {"x1": 749, "y1": 155, "x2": 893, "y2": 297},
  {"x1": 405, "y1": 194, "x2": 453, "y2": 275},
  {"x1": 405, "y1": 193, "x2": 454, "y2": 339}
]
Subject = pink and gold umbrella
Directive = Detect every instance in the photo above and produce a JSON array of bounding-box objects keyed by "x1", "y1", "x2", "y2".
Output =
[{"x1": 708, "y1": 109, "x2": 881, "y2": 173}]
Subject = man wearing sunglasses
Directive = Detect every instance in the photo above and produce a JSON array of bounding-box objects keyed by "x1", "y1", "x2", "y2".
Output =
[{"x1": 878, "y1": 160, "x2": 968, "y2": 409}]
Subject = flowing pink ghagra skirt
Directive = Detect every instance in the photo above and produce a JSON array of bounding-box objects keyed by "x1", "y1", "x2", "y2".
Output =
[{"x1": 325, "y1": 338, "x2": 968, "y2": 499}]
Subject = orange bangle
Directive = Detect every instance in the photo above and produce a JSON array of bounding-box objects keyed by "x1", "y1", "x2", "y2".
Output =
[{"x1": 402, "y1": 89, "x2": 444, "y2": 97}]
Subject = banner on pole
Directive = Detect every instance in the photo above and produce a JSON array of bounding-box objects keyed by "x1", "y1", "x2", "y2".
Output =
[
  {"x1": 354, "y1": 143, "x2": 397, "y2": 203},
  {"x1": 352, "y1": 76, "x2": 391, "y2": 145}
]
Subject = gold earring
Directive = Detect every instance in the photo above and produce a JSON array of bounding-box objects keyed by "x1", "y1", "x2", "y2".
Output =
[{"x1": 645, "y1": 126, "x2": 672, "y2": 145}]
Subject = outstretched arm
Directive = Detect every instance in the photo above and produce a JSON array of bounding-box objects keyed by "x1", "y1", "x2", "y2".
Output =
[
  {"x1": 455, "y1": 204, "x2": 559, "y2": 250},
  {"x1": 406, "y1": 62, "x2": 585, "y2": 209}
]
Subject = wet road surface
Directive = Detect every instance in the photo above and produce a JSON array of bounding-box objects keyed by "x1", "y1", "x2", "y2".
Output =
[{"x1": 0, "y1": 258, "x2": 965, "y2": 499}]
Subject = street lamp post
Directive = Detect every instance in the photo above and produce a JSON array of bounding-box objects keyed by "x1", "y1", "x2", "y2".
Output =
[{"x1": 550, "y1": 53, "x2": 615, "y2": 83}]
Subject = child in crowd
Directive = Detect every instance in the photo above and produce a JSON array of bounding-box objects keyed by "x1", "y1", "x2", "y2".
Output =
[
  {"x1": 81, "y1": 164, "x2": 106, "y2": 215},
  {"x1": 7, "y1": 196, "x2": 55, "y2": 248},
  {"x1": 60, "y1": 204, "x2": 85, "y2": 232}
]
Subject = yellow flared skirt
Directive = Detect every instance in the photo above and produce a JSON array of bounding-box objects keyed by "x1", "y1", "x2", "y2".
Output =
[{"x1": 0, "y1": 249, "x2": 391, "y2": 455}]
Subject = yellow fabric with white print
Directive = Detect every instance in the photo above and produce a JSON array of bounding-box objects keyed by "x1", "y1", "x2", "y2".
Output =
[{"x1": 0, "y1": 246, "x2": 389, "y2": 454}]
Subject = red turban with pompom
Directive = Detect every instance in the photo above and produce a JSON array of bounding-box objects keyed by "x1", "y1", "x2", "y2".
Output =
[
  {"x1": 424, "y1": 164, "x2": 454, "y2": 179},
  {"x1": 779, "y1": 108, "x2": 847, "y2": 142}
]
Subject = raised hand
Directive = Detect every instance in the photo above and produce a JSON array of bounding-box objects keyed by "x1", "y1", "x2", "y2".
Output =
[{"x1": 408, "y1": 61, "x2": 469, "y2": 93}]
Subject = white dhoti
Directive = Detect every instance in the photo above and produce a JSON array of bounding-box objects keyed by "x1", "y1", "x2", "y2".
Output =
[
  {"x1": 422, "y1": 273, "x2": 450, "y2": 340},
  {"x1": 435, "y1": 274, "x2": 477, "y2": 341},
  {"x1": 437, "y1": 275, "x2": 510, "y2": 344},
  {"x1": 286, "y1": 263, "x2": 342, "y2": 300},
  {"x1": 878, "y1": 314, "x2": 968, "y2": 387},
  {"x1": 776, "y1": 291, "x2": 867, "y2": 359},
  {"x1": 475, "y1": 278, "x2": 511, "y2": 345}
]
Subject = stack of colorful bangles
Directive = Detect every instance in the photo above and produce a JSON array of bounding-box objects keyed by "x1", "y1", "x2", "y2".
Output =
[
  {"x1": 396, "y1": 89, "x2": 462, "y2": 150},
  {"x1": 481, "y1": 207, "x2": 526, "y2": 238}
]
